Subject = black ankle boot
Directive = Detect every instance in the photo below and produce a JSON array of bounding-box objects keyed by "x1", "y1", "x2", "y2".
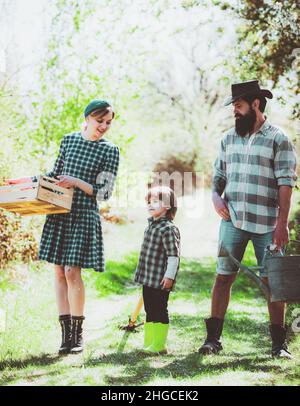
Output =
[
  {"x1": 269, "y1": 324, "x2": 292, "y2": 359},
  {"x1": 59, "y1": 314, "x2": 72, "y2": 355},
  {"x1": 198, "y1": 317, "x2": 224, "y2": 355},
  {"x1": 71, "y1": 316, "x2": 85, "y2": 354}
]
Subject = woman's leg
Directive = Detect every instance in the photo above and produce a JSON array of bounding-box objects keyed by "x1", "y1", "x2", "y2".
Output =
[
  {"x1": 64, "y1": 266, "x2": 85, "y2": 316},
  {"x1": 65, "y1": 266, "x2": 85, "y2": 316},
  {"x1": 54, "y1": 265, "x2": 70, "y2": 315},
  {"x1": 54, "y1": 265, "x2": 72, "y2": 354},
  {"x1": 64, "y1": 266, "x2": 85, "y2": 353}
]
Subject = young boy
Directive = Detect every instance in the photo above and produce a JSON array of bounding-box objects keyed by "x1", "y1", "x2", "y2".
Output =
[{"x1": 134, "y1": 185, "x2": 181, "y2": 354}]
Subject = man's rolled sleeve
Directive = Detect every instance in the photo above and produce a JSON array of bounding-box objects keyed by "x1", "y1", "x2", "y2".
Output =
[{"x1": 274, "y1": 136, "x2": 297, "y2": 188}]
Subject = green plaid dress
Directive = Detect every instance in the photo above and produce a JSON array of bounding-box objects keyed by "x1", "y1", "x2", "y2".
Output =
[
  {"x1": 134, "y1": 216, "x2": 181, "y2": 290},
  {"x1": 37, "y1": 131, "x2": 120, "y2": 272}
]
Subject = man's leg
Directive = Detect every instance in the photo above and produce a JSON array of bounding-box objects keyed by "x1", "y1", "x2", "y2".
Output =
[
  {"x1": 261, "y1": 279, "x2": 285, "y2": 326},
  {"x1": 252, "y1": 233, "x2": 292, "y2": 359},
  {"x1": 211, "y1": 274, "x2": 237, "y2": 319},
  {"x1": 199, "y1": 219, "x2": 249, "y2": 355}
]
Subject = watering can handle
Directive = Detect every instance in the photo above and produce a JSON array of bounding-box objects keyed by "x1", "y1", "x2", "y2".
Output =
[
  {"x1": 287, "y1": 239, "x2": 300, "y2": 244},
  {"x1": 218, "y1": 244, "x2": 270, "y2": 299}
]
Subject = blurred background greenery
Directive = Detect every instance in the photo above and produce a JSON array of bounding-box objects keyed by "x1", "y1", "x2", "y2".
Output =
[
  {"x1": 0, "y1": 0, "x2": 299, "y2": 386},
  {"x1": 0, "y1": 0, "x2": 299, "y2": 265}
]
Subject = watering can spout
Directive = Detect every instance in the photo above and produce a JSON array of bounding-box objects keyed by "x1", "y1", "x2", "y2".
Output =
[{"x1": 218, "y1": 243, "x2": 270, "y2": 299}]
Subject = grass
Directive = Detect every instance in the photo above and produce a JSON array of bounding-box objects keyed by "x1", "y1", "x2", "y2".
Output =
[{"x1": 0, "y1": 246, "x2": 300, "y2": 386}]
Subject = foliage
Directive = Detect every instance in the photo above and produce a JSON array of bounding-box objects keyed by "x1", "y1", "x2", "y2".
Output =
[
  {"x1": 218, "y1": 0, "x2": 300, "y2": 120},
  {"x1": 287, "y1": 203, "x2": 300, "y2": 255},
  {"x1": 0, "y1": 210, "x2": 38, "y2": 269}
]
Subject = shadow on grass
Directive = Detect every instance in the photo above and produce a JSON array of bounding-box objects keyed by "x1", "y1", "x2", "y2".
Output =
[
  {"x1": 0, "y1": 353, "x2": 61, "y2": 385},
  {"x1": 84, "y1": 351, "x2": 278, "y2": 386},
  {"x1": 84, "y1": 313, "x2": 276, "y2": 385},
  {"x1": 0, "y1": 353, "x2": 60, "y2": 371}
]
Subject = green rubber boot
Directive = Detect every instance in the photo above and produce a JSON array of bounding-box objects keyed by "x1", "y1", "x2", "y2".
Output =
[
  {"x1": 145, "y1": 323, "x2": 169, "y2": 354},
  {"x1": 143, "y1": 322, "x2": 154, "y2": 350}
]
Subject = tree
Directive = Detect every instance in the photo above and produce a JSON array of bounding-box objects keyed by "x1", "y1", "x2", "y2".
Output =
[{"x1": 219, "y1": 0, "x2": 300, "y2": 120}]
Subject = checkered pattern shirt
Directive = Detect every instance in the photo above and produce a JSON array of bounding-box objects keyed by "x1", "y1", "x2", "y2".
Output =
[
  {"x1": 134, "y1": 216, "x2": 181, "y2": 290},
  {"x1": 213, "y1": 120, "x2": 297, "y2": 234},
  {"x1": 33, "y1": 131, "x2": 120, "y2": 210}
]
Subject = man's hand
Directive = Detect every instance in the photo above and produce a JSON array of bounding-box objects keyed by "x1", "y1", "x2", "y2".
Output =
[
  {"x1": 273, "y1": 221, "x2": 289, "y2": 249},
  {"x1": 160, "y1": 278, "x2": 174, "y2": 290},
  {"x1": 213, "y1": 192, "x2": 230, "y2": 220},
  {"x1": 4, "y1": 177, "x2": 32, "y2": 185},
  {"x1": 55, "y1": 175, "x2": 78, "y2": 188},
  {"x1": 273, "y1": 186, "x2": 293, "y2": 248}
]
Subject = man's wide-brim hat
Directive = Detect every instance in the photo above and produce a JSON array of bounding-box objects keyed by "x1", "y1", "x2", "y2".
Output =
[{"x1": 224, "y1": 80, "x2": 273, "y2": 106}]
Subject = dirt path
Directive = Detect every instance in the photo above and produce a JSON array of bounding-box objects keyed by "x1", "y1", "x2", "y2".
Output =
[{"x1": 104, "y1": 189, "x2": 220, "y2": 260}]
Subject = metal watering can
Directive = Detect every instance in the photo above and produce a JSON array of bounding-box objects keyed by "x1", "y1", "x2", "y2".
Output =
[{"x1": 218, "y1": 241, "x2": 300, "y2": 303}]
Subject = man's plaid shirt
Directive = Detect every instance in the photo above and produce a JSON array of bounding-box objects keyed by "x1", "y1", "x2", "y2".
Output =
[
  {"x1": 134, "y1": 216, "x2": 181, "y2": 290},
  {"x1": 213, "y1": 120, "x2": 297, "y2": 234}
]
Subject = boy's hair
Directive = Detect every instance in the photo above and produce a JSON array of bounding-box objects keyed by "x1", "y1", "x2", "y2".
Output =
[{"x1": 146, "y1": 186, "x2": 178, "y2": 221}]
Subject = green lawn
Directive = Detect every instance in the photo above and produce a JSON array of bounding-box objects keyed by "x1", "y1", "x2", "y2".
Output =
[{"x1": 0, "y1": 247, "x2": 299, "y2": 386}]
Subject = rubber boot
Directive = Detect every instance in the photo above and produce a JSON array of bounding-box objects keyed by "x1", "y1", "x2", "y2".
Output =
[
  {"x1": 58, "y1": 314, "x2": 72, "y2": 355},
  {"x1": 143, "y1": 322, "x2": 154, "y2": 350},
  {"x1": 70, "y1": 316, "x2": 85, "y2": 354},
  {"x1": 198, "y1": 317, "x2": 224, "y2": 355},
  {"x1": 269, "y1": 324, "x2": 292, "y2": 359},
  {"x1": 145, "y1": 322, "x2": 169, "y2": 355}
]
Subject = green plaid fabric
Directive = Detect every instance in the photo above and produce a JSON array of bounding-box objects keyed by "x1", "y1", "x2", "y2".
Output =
[
  {"x1": 134, "y1": 216, "x2": 181, "y2": 290},
  {"x1": 38, "y1": 132, "x2": 120, "y2": 272},
  {"x1": 213, "y1": 120, "x2": 297, "y2": 234}
]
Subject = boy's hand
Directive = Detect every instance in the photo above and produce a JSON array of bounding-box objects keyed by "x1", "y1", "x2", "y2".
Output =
[
  {"x1": 160, "y1": 278, "x2": 174, "y2": 290},
  {"x1": 4, "y1": 177, "x2": 32, "y2": 185}
]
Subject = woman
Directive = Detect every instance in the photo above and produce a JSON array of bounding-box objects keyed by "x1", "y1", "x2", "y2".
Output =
[{"x1": 6, "y1": 100, "x2": 120, "y2": 354}]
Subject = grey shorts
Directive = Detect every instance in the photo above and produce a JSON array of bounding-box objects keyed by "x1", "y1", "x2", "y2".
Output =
[{"x1": 216, "y1": 219, "x2": 273, "y2": 277}]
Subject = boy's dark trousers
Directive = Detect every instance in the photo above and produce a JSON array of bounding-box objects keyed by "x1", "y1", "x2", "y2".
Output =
[{"x1": 143, "y1": 285, "x2": 170, "y2": 323}]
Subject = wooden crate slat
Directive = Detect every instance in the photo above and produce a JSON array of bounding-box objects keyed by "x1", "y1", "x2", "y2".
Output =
[
  {"x1": 0, "y1": 182, "x2": 38, "y2": 193},
  {"x1": 0, "y1": 188, "x2": 37, "y2": 203},
  {"x1": 39, "y1": 177, "x2": 74, "y2": 197},
  {"x1": 38, "y1": 188, "x2": 72, "y2": 210},
  {"x1": 0, "y1": 176, "x2": 74, "y2": 216}
]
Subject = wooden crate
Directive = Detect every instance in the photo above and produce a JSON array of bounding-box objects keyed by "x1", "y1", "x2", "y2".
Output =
[{"x1": 0, "y1": 176, "x2": 74, "y2": 216}]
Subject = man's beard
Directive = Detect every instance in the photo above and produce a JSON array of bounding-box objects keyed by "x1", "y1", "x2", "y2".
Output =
[{"x1": 235, "y1": 108, "x2": 257, "y2": 137}]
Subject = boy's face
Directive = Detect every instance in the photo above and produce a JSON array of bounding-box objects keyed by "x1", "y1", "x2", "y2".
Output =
[{"x1": 147, "y1": 195, "x2": 170, "y2": 218}]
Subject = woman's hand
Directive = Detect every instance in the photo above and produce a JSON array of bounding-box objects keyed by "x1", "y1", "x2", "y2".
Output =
[
  {"x1": 4, "y1": 177, "x2": 33, "y2": 185},
  {"x1": 160, "y1": 277, "x2": 174, "y2": 290},
  {"x1": 55, "y1": 175, "x2": 78, "y2": 188}
]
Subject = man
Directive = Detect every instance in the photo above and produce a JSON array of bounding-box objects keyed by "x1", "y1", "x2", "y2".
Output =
[{"x1": 199, "y1": 80, "x2": 297, "y2": 358}]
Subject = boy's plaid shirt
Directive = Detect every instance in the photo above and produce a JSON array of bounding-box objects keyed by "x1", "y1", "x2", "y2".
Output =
[
  {"x1": 134, "y1": 216, "x2": 181, "y2": 290},
  {"x1": 213, "y1": 120, "x2": 297, "y2": 234}
]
